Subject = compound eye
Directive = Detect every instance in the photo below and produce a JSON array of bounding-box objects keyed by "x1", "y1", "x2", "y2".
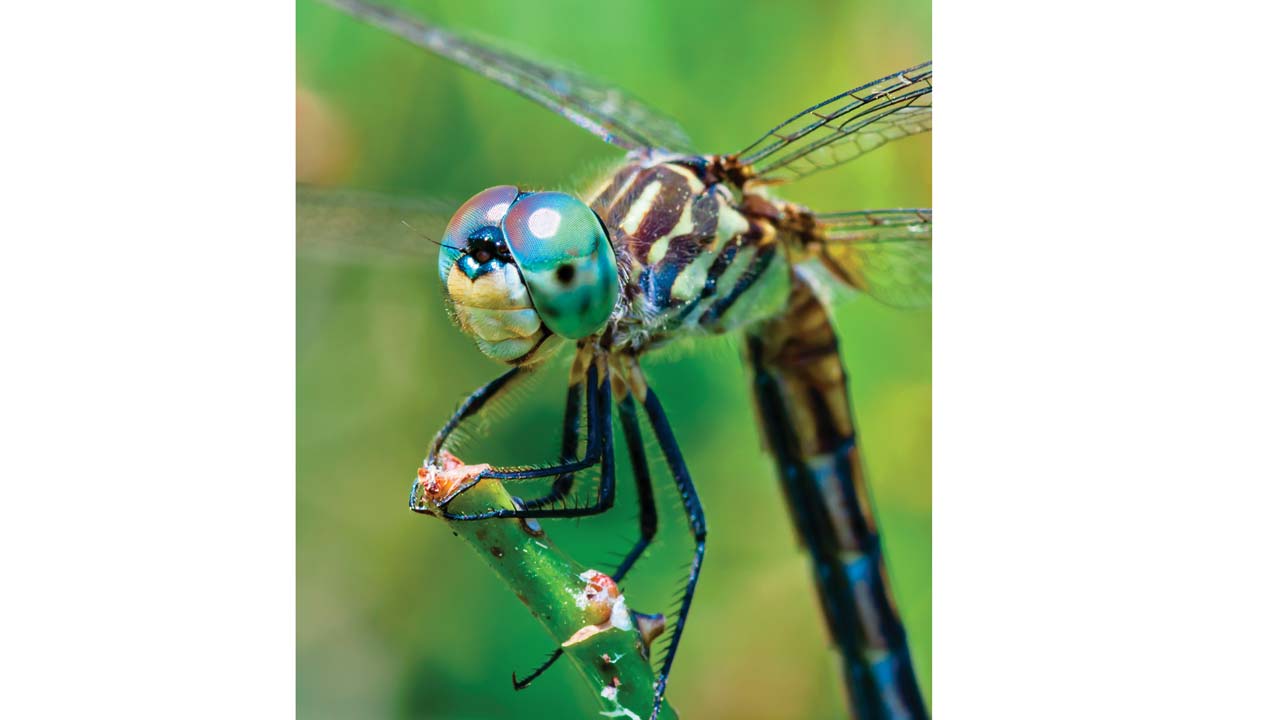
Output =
[
  {"x1": 502, "y1": 192, "x2": 619, "y2": 339},
  {"x1": 438, "y1": 185, "x2": 520, "y2": 283}
]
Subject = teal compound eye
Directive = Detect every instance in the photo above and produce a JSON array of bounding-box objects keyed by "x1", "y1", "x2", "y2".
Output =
[
  {"x1": 437, "y1": 185, "x2": 520, "y2": 285},
  {"x1": 502, "y1": 192, "x2": 620, "y2": 339}
]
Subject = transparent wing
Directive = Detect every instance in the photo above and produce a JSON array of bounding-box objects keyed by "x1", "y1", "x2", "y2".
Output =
[
  {"x1": 731, "y1": 62, "x2": 931, "y2": 186},
  {"x1": 297, "y1": 184, "x2": 454, "y2": 263},
  {"x1": 812, "y1": 209, "x2": 931, "y2": 309},
  {"x1": 322, "y1": 0, "x2": 692, "y2": 153}
]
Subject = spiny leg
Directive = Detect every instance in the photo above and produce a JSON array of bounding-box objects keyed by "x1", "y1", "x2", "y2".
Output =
[
  {"x1": 437, "y1": 363, "x2": 616, "y2": 521},
  {"x1": 435, "y1": 365, "x2": 598, "y2": 489},
  {"x1": 431, "y1": 363, "x2": 617, "y2": 687},
  {"x1": 424, "y1": 366, "x2": 527, "y2": 467},
  {"x1": 640, "y1": 386, "x2": 706, "y2": 720},
  {"x1": 512, "y1": 648, "x2": 563, "y2": 692},
  {"x1": 415, "y1": 364, "x2": 579, "y2": 687},
  {"x1": 414, "y1": 366, "x2": 528, "y2": 512},
  {"x1": 504, "y1": 382, "x2": 601, "y2": 691},
  {"x1": 513, "y1": 392, "x2": 659, "y2": 691},
  {"x1": 612, "y1": 393, "x2": 659, "y2": 584},
  {"x1": 516, "y1": 381, "x2": 583, "y2": 511}
]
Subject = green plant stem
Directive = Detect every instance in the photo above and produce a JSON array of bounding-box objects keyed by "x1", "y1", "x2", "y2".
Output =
[{"x1": 424, "y1": 475, "x2": 677, "y2": 720}]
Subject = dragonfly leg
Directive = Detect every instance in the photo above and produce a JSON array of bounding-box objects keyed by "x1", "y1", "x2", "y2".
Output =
[
  {"x1": 415, "y1": 365, "x2": 592, "y2": 517},
  {"x1": 512, "y1": 648, "x2": 564, "y2": 691},
  {"x1": 437, "y1": 363, "x2": 617, "y2": 521},
  {"x1": 511, "y1": 391, "x2": 657, "y2": 691},
  {"x1": 423, "y1": 365, "x2": 528, "y2": 468},
  {"x1": 611, "y1": 393, "x2": 658, "y2": 584},
  {"x1": 413, "y1": 365, "x2": 531, "y2": 514},
  {"x1": 639, "y1": 386, "x2": 706, "y2": 720},
  {"x1": 512, "y1": 382, "x2": 583, "y2": 511}
]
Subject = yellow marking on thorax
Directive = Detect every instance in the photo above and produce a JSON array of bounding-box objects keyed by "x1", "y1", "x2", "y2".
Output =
[
  {"x1": 584, "y1": 168, "x2": 621, "y2": 206},
  {"x1": 717, "y1": 200, "x2": 750, "y2": 240},
  {"x1": 669, "y1": 190, "x2": 744, "y2": 302},
  {"x1": 670, "y1": 252, "x2": 716, "y2": 302},
  {"x1": 619, "y1": 181, "x2": 662, "y2": 236},
  {"x1": 589, "y1": 163, "x2": 642, "y2": 210},
  {"x1": 645, "y1": 199, "x2": 695, "y2": 265},
  {"x1": 645, "y1": 169, "x2": 708, "y2": 266},
  {"x1": 693, "y1": 245, "x2": 756, "y2": 313}
]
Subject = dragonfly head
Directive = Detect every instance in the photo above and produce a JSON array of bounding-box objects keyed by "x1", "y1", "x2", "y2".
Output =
[{"x1": 439, "y1": 185, "x2": 620, "y2": 363}]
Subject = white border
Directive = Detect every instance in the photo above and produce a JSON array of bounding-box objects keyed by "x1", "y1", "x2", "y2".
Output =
[
  {"x1": 935, "y1": 0, "x2": 1278, "y2": 715},
  {"x1": 2, "y1": 2, "x2": 295, "y2": 716}
]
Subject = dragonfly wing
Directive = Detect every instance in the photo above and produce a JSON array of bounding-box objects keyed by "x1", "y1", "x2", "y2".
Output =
[
  {"x1": 322, "y1": 0, "x2": 693, "y2": 153},
  {"x1": 730, "y1": 61, "x2": 931, "y2": 186},
  {"x1": 297, "y1": 184, "x2": 454, "y2": 262},
  {"x1": 811, "y1": 209, "x2": 931, "y2": 309}
]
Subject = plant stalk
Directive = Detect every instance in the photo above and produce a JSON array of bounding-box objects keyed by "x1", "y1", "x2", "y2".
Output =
[{"x1": 414, "y1": 452, "x2": 676, "y2": 720}]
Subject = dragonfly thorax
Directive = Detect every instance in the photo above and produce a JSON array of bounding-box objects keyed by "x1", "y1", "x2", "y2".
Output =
[{"x1": 589, "y1": 157, "x2": 792, "y2": 353}]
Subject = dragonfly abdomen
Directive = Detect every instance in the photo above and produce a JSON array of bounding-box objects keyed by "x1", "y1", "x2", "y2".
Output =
[{"x1": 747, "y1": 276, "x2": 928, "y2": 719}]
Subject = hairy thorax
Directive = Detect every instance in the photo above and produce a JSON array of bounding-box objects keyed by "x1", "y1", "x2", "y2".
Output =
[{"x1": 588, "y1": 155, "x2": 792, "y2": 355}]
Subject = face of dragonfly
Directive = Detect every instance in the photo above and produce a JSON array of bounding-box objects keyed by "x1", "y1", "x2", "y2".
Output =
[{"x1": 438, "y1": 185, "x2": 621, "y2": 363}]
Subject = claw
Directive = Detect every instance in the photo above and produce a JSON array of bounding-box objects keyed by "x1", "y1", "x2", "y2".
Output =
[{"x1": 512, "y1": 648, "x2": 564, "y2": 691}]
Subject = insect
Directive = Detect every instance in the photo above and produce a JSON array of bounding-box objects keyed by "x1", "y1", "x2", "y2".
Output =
[{"x1": 313, "y1": 1, "x2": 930, "y2": 718}]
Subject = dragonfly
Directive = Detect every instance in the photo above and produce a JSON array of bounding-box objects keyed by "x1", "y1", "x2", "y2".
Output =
[{"x1": 311, "y1": 2, "x2": 931, "y2": 718}]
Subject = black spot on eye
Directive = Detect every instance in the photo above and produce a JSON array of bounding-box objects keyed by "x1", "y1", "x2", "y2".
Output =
[{"x1": 555, "y1": 264, "x2": 575, "y2": 284}]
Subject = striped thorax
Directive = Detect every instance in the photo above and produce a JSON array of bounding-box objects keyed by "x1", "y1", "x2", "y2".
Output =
[{"x1": 589, "y1": 155, "x2": 792, "y2": 353}]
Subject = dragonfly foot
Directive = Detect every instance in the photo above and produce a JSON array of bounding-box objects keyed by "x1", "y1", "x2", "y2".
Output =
[{"x1": 512, "y1": 648, "x2": 563, "y2": 690}]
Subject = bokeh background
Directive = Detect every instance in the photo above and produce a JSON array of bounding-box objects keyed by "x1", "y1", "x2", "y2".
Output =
[{"x1": 297, "y1": 1, "x2": 930, "y2": 718}]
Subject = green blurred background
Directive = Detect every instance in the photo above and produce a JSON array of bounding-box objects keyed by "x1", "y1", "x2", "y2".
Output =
[{"x1": 297, "y1": 1, "x2": 930, "y2": 717}]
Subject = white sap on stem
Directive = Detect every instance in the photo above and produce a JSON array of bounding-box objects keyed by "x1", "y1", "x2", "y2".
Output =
[{"x1": 564, "y1": 570, "x2": 633, "y2": 646}]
